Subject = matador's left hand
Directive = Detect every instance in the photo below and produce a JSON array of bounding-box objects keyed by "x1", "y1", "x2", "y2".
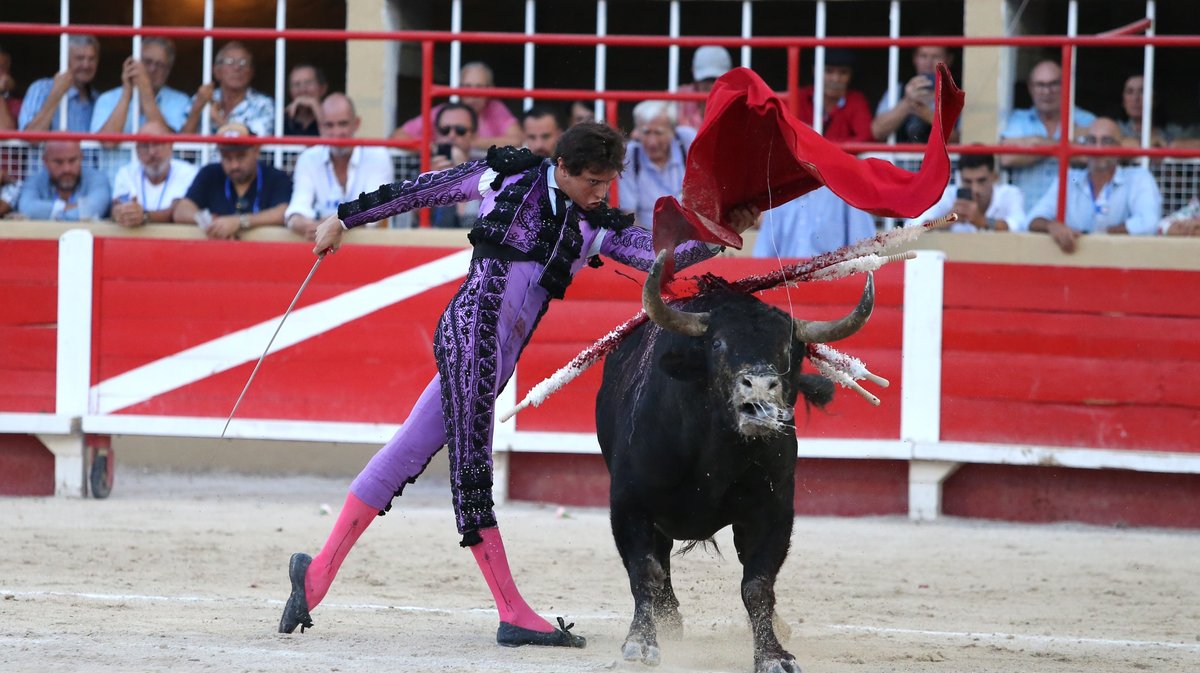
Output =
[{"x1": 728, "y1": 204, "x2": 762, "y2": 234}]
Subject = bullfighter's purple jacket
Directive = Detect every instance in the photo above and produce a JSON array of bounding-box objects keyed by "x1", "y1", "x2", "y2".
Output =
[{"x1": 337, "y1": 148, "x2": 719, "y2": 544}]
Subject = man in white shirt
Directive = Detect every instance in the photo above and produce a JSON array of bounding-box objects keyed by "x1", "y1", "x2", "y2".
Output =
[
  {"x1": 907, "y1": 153, "x2": 1025, "y2": 232},
  {"x1": 110, "y1": 120, "x2": 198, "y2": 226},
  {"x1": 285, "y1": 93, "x2": 394, "y2": 238}
]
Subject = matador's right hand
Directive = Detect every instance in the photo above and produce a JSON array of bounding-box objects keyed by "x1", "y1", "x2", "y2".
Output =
[{"x1": 313, "y1": 215, "x2": 345, "y2": 257}]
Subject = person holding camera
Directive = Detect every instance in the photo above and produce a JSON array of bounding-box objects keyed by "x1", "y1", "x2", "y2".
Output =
[
  {"x1": 871, "y1": 44, "x2": 959, "y2": 143},
  {"x1": 427, "y1": 102, "x2": 480, "y2": 228},
  {"x1": 906, "y1": 153, "x2": 1025, "y2": 233}
]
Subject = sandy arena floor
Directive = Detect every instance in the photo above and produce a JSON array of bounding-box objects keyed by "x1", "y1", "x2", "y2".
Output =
[{"x1": 2, "y1": 468, "x2": 1198, "y2": 673}]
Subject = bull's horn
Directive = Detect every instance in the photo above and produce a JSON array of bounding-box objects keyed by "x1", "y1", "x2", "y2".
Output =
[
  {"x1": 793, "y1": 273, "x2": 875, "y2": 344},
  {"x1": 643, "y1": 250, "x2": 709, "y2": 337}
]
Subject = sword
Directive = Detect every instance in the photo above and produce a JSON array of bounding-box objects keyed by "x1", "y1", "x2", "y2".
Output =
[{"x1": 220, "y1": 254, "x2": 325, "y2": 438}]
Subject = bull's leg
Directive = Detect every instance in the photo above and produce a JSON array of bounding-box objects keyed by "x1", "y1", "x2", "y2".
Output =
[
  {"x1": 733, "y1": 518, "x2": 801, "y2": 673},
  {"x1": 610, "y1": 505, "x2": 664, "y2": 666},
  {"x1": 651, "y1": 530, "x2": 683, "y2": 640}
]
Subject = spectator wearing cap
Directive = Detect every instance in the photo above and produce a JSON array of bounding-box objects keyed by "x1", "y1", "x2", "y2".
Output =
[
  {"x1": 110, "y1": 120, "x2": 198, "y2": 227},
  {"x1": 285, "y1": 93, "x2": 393, "y2": 238},
  {"x1": 19, "y1": 35, "x2": 100, "y2": 133},
  {"x1": 1027, "y1": 117, "x2": 1161, "y2": 253},
  {"x1": 520, "y1": 104, "x2": 564, "y2": 158},
  {"x1": 393, "y1": 61, "x2": 521, "y2": 152},
  {"x1": 871, "y1": 44, "x2": 959, "y2": 143},
  {"x1": 678, "y1": 45, "x2": 733, "y2": 130},
  {"x1": 16, "y1": 140, "x2": 110, "y2": 221},
  {"x1": 181, "y1": 42, "x2": 275, "y2": 137},
  {"x1": 91, "y1": 37, "x2": 190, "y2": 136},
  {"x1": 172, "y1": 122, "x2": 291, "y2": 238},
  {"x1": 796, "y1": 48, "x2": 873, "y2": 143}
]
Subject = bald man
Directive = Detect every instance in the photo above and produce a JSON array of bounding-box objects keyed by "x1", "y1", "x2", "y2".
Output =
[
  {"x1": 285, "y1": 93, "x2": 394, "y2": 238},
  {"x1": 111, "y1": 120, "x2": 198, "y2": 226},
  {"x1": 16, "y1": 140, "x2": 110, "y2": 220},
  {"x1": 1027, "y1": 117, "x2": 1162, "y2": 253}
]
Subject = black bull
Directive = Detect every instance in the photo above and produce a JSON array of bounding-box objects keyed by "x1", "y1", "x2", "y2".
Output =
[{"x1": 596, "y1": 251, "x2": 875, "y2": 673}]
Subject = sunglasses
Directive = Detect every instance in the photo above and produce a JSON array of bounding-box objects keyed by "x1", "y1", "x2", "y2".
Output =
[
  {"x1": 1076, "y1": 135, "x2": 1120, "y2": 147},
  {"x1": 438, "y1": 124, "x2": 471, "y2": 136},
  {"x1": 217, "y1": 57, "x2": 250, "y2": 69}
]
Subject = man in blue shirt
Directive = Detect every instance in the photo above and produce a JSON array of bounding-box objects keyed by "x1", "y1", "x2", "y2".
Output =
[
  {"x1": 18, "y1": 35, "x2": 100, "y2": 133},
  {"x1": 90, "y1": 37, "x2": 191, "y2": 135},
  {"x1": 171, "y1": 122, "x2": 292, "y2": 239},
  {"x1": 1027, "y1": 117, "x2": 1162, "y2": 253},
  {"x1": 16, "y1": 140, "x2": 110, "y2": 220},
  {"x1": 752, "y1": 186, "x2": 876, "y2": 258},
  {"x1": 999, "y1": 60, "x2": 1096, "y2": 211}
]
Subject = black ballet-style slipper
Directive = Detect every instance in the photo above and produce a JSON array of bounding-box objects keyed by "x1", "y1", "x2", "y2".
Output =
[
  {"x1": 278, "y1": 552, "x2": 314, "y2": 634},
  {"x1": 496, "y1": 616, "x2": 586, "y2": 648}
]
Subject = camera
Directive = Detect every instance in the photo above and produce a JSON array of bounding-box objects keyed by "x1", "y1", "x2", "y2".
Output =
[
  {"x1": 434, "y1": 143, "x2": 453, "y2": 160},
  {"x1": 955, "y1": 187, "x2": 973, "y2": 201}
]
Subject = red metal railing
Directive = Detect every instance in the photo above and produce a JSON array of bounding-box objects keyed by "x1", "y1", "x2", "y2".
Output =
[{"x1": 2, "y1": 20, "x2": 1200, "y2": 226}]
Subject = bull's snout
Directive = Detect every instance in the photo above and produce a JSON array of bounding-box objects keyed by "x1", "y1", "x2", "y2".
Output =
[{"x1": 731, "y1": 368, "x2": 793, "y2": 437}]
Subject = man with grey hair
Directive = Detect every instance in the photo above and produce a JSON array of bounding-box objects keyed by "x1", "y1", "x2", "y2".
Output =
[
  {"x1": 181, "y1": 41, "x2": 275, "y2": 137},
  {"x1": 19, "y1": 35, "x2": 100, "y2": 132},
  {"x1": 618, "y1": 99, "x2": 695, "y2": 229},
  {"x1": 92, "y1": 37, "x2": 191, "y2": 135}
]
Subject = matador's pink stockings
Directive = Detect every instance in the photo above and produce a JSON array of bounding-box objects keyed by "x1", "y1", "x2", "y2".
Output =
[
  {"x1": 471, "y1": 526, "x2": 555, "y2": 632},
  {"x1": 304, "y1": 492, "x2": 376, "y2": 609}
]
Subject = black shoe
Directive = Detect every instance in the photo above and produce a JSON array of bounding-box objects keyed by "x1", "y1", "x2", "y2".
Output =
[
  {"x1": 278, "y1": 552, "x2": 314, "y2": 634},
  {"x1": 496, "y1": 617, "x2": 586, "y2": 648}
]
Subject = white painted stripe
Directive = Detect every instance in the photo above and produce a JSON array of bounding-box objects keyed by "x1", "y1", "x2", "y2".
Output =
[
  {"x1": 57, "y1": 229, "x2": 93, "y2": 418},
  {"x1": 90, "y1": 250, "x2": 473, "y2": 415},
  {"x1": 0, "y1": 412, "x2": 75, "y2": 434},
  {"x1": 900, "y1": 250, "x2": 944, "y2": 444},
  {"x1": 4, "y1": 588, "x2": 1196, "y2": 653}
]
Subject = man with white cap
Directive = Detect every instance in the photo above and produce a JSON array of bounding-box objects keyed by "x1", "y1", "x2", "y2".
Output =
[
  {"x1": 171, "y1": 121, "x2": 292, "y2": 238},
  {"x1": 678, "y1": 45, "x2": 733, "y2": 130}
]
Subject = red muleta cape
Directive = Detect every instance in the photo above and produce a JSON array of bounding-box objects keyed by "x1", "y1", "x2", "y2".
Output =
[{"x1": 652, "y1": 62, "x2": 965, "y2": 272}]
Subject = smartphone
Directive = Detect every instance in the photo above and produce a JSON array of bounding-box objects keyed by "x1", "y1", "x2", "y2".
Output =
[
  {"x1": 956, "y1": 187, "x2": 973, "y2": 201},
  {"x1": 434, "y1": 142, "x2": 453, "y2": 159}
]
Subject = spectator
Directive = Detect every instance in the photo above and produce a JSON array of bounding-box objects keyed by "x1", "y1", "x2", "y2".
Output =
[
  {"x1": 906, "y1": 153, "x2": 1025, "y2": 232},
  {"x1": 618, "y1": 100, "x2": 696, "y2": 229},
  {"x1": 568, "y1": 100, "x2": 595, "y2": 127},
  {"x1": 285, "y1": 93, "x2": 394, "y2": 238},
  {"x1": 520, "y1": 104, "x2": 563, "y2": 158},
  {"x1": 678, "y1": 45, "x2": 733, "y2": 130},
  {"x1": 16, "y1": 140, "x2": 110, "y2": 220},
  {"x1": 1159, "y1": 199, "x2": 1200, "y2": 237},
  {"x1": 109, "y1": 120, "x2": 197, "y2": 227},
  {"x1": 91, "y1": 37, "x2": 190, "y2": 137},
  {"x1": 283, "y1": 64, "x2": 328, "y2": 136},
  {"x1": 19, "y1": 35, "x2": 100, "y2": 132},
  {"x1": 0, "y1": 177, "x2": 16, "y2": 218},
  {"x1": 1117, "y1": 74, "x2": 1167, "y2": 149},
  {"x1": 428, "y1": 102, "x2": 481, "y2": 228},
  {"x1": 181, "y1": 42, "x2": 274, "y2": 137},
  {"x1": 796, "y1": 48, "x2": 872, "y2": 142},
  {"x1": 999, "y1": 59, "x2": 1096, "y2": 210},
  {"x1": 871, "y1": 44, "x2": 959, "y2": 143},
  {"x1": 752, "y1": 186, "x2": 874, "y2": 258},
  {"x1": 393, "y1": 61, "x2": 521, "y2": 152},
  {"x1": 1027, "y1": 117, "x2": 1161, "y2": 253},
  {"x1": 0, "y1": 43, "x2": 20, "y2": 131},
  {"x1": 171, "y1": 122, "x2": 291, "y2": 238}
]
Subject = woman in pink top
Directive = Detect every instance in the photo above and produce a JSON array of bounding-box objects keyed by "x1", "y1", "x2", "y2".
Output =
[{"x1": 393, "y1": 61, "x2": 521, "y2": 152}]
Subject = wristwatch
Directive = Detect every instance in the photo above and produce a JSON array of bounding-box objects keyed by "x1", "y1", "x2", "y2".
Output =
[{"x1": 239, "y1": 213, "x2": 251, "y2": 230}]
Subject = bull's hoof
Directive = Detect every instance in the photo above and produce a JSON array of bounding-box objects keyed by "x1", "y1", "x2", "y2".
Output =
[
  {"x1": 756, "y1": 656, "x2": 802, "y2": 673},
  {"x1": 621, "y1": 640, "x2": 661, "y2": 666}
]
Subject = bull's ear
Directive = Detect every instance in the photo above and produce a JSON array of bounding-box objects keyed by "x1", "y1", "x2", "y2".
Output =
[
  {"x1": 797, "y1": 373, "x2": 834, "y2": 408},
  {"x1": 659, "y1": 347, "x2": 706, "y2": 382}
]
